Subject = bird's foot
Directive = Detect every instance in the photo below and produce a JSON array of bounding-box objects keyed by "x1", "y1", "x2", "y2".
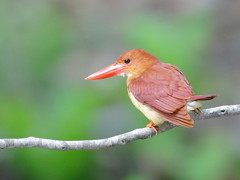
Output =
[{"x1": 146, "y1": 122, "x2": 158, "y2": 135}]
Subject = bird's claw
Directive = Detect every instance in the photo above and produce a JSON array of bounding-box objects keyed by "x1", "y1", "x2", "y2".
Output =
[{"x1": 146, "y1": 122, "x2": 158, "y2": 135}]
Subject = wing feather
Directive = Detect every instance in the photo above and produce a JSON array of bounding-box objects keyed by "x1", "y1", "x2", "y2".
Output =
[{"x1": 128, "y1": 62, "x2": 194, "y2": 127}]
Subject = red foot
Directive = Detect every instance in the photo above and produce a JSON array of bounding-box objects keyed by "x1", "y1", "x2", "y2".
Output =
[{"x1": 146, "y1": 122, "x2": 158, "y2": 135}]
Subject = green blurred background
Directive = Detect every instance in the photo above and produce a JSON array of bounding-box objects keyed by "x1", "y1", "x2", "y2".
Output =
[{"x1": 0, "y1": 0, "x2": 240, "y2": 179}]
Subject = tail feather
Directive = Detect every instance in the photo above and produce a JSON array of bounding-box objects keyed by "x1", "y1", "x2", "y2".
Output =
[
  {"x1": 186, "y1": 94, "x2": 217, "y2": 112},
  {"x1": 188, "y1": 95, "x2": 217, "y2": 101}
]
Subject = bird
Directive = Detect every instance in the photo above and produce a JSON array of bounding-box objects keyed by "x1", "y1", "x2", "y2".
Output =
[{"x1": 85, "y1": 49, "x2": 217, "y2": 134}]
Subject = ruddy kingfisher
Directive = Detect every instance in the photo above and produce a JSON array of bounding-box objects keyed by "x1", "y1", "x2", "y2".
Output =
[{"x1": 85, "y1": 49, "x2": 217, "y2": 133}]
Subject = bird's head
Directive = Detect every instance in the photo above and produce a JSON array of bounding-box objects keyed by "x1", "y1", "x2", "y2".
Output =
[{"x1": 85, "y1": 49, "x2": 159, "y2": 80}]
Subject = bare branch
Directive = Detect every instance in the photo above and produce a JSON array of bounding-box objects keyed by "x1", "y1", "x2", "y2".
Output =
[{"x1": 1, "y1": 104, "x2": 240, "y2": 151}]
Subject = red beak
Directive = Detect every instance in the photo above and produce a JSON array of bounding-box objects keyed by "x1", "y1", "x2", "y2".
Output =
[{"x1": 85, "y1": 63, "x2": 125, "y2": 80}]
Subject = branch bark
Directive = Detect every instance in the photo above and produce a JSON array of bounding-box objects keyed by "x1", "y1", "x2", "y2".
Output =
[{"x1": 1, "y1": 104, "x2": 240, "y2": 151}]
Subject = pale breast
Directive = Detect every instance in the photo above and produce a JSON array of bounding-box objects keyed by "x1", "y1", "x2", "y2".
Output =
[{"x1": 128, "y1": 91, "x2": 165, "y2": 126}]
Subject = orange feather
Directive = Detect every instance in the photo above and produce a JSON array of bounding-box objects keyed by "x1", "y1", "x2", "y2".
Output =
[{"x1": 85, "y1": 49, "x2": 217, "y2": 133}]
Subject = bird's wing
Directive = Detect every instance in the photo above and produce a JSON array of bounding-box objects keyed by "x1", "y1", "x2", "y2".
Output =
[{"x1": 128, "y1": 62, "x2": 194, "y2": 127}]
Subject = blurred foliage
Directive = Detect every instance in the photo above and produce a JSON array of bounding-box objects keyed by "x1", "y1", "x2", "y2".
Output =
[
  {"x1": 0, "y1": 0, "x2": 240, "y2": 180},
  {"x1": 123, "y1": 13, "x2": 213, "y2": 84}
]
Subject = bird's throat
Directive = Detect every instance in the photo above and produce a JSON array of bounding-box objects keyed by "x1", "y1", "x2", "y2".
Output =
[{"x1": 118, "y1": 72, "x2": 131, "y2": 78}]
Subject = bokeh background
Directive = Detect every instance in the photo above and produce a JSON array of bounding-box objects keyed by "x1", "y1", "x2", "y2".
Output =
[{"x1": 1, "y1": 0, "x2": 240, "y2": 179}]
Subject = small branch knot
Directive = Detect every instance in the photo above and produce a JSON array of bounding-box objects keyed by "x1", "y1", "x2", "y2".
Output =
[{"x1": 219, "y1": 107, "x2": 227, "y2": 114}]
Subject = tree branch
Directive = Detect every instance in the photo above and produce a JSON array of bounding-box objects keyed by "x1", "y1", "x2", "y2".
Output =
[{"x1": 1, "y1": 104, "x2": 240, "y2": 151}]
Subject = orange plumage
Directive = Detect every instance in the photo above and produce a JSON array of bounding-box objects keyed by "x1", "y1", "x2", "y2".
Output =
[{"x1": 85, "y1": 49, "x2": 217, "y2": 133}]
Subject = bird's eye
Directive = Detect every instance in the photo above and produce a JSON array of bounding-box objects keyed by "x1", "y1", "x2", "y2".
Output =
[{"x1": 124, "y1": 59, "x2": 131, "y2": 64}]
